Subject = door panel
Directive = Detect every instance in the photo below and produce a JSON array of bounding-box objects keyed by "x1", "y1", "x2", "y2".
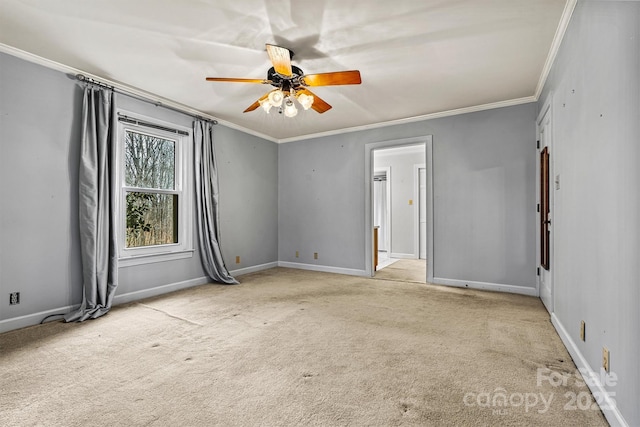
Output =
[
  {"x1": 538, "y1": 108, "x2": 553, "y2": 313},
  {"x1": 540, "y1": 147, "x2": 550, "y2": 270}
]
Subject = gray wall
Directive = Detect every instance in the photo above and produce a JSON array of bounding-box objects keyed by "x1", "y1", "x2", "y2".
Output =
[
  {"x1": 279, "y1": 103, "x2": 537, "y2": 290},
  {"x1": 1, "y1": 52, "x2": 84, "y2": 318},
  {"x1": 538, "y1": 1, "x2": 640, "y2": 425},
  {"x1": 0, "y1": 52, "x2": 279, "y2": 330},
  {"x1": 374, "y1": 148, "x2": 425, "y2": 258},
  {"x1": 215, "y1": 125, "x2": 279, "y2": 270}
]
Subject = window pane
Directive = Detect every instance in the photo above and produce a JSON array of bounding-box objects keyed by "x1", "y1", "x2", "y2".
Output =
[
  {"x1": 125, "y1": 130, "x2": 175, "y2": 190},
  {"x1": 126, "y1": 192, "x2": 178, "y2": 248}
]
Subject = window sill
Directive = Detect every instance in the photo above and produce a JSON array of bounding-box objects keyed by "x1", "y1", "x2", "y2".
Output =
[{"x1": 119, "y1": 249, "x2": 195, "y2": 268}]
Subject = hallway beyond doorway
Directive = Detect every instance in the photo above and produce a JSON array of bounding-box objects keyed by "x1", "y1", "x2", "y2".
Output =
[{"x1": 373, "y1": 259, "x2": 426, "y2": 283}]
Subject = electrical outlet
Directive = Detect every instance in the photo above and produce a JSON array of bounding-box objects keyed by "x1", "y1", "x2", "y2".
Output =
[
  {"x1": 408, "y1": 199, "x2": 413, "y2": 205},
  {"x1": 314, "y1": 252, "x2": 318, "y2": 260},
  {"x1": 9, "y1": 292, "x2": 20, "y2": 305},
  {"x1": 602, "y1": 347, "x2": 610, "y2": 373},
  {"x1": 235, "y1": 256, "x2": 240, "y2": 264},
  {"x1": 295, "y1": 251, "x2": 299, "y2": 258},
  {"x1": 580, "y1": 321, "x2": 585, "y2": 341}
]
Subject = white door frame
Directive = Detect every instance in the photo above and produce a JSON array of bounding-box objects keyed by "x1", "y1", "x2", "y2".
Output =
[
  {"x1": 364, "y1": 136, "x2": 434, "y2": 281},
  {"x1": 537, "y1": 93, "x2": 554, "y2": 313},
  {"x1": 414, "y1": 164, "x2": 426, "y2": 259}
]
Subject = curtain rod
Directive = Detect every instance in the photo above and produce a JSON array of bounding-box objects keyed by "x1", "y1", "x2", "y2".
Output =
[
  {"x1": 118, "y1": 114, "x2": 190, "y2": 136},
  {"x1": 75, "y1": 74, "x2": 218, "y2": 125}
]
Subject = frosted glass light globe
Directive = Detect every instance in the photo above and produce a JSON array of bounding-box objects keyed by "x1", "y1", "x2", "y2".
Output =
[{"x1": 268, "y1": 90, "x2": 284, "y2": 107}]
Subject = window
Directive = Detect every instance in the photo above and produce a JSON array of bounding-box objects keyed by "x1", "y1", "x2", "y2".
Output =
[{"x1": 116, "y1": 113, "x2": 193, "y2": 266}]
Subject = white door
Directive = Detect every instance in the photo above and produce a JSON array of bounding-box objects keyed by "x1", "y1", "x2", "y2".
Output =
[
  {"x1": 538, "y1": 106, "x2": 553, "y2": 313},
  {"x1": 419, "y1": 168, "x2": 427, "y2": 259}
]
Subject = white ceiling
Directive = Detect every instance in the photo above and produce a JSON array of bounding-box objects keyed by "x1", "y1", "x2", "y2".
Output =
[{"x1": 0, "y1": 0, "x2": 571, "y2": 142}]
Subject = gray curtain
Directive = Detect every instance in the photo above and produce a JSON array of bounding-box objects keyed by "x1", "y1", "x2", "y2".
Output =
[
  {"x1": 65, "y1": 86, "x2": 118, "y2": 322},
  {"x1": 193, "y1": 120, "x2": 238, "y2": 284}
]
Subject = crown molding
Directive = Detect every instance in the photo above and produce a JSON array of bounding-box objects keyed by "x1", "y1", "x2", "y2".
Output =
[
  {"x1": 0, "y1": 43, "x2": 279, "y2": 143},
  {"x1": 534, "y1": 0, "x2": 577, "y2": 100},
  {"x1": 276, "y1": 96, "x2": 536, "y2": 144}
]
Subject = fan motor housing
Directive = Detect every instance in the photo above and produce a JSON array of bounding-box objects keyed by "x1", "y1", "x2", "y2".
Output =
[{"x1": 267, "y1": 66, "x2": 304, "y2": 90}]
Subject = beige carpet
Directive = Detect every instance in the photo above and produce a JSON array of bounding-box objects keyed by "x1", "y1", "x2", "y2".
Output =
[
  {"x1": 0, "y1": 267, "x2": 607, "y2": 426},
  {"x1": 375, "y1": 259, "x2": 426, "y2": 283}
]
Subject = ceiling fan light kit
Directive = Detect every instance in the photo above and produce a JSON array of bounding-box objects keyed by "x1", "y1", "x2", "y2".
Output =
[
  {"x1": 283, "y1": 97, "x2": 298, "y2": 118},
  {"x1": 206, "y1": 43, "x2": 361, "y2": 118},
  {"x1": 268, "y1": 89, "x2": 284, "y2": 107},
  {"x1": 297, "y1": 93, "x2": 314, "y2": 110},
  {"x1": 258, "y1": 88, "x2": 314, "y2": 116}
]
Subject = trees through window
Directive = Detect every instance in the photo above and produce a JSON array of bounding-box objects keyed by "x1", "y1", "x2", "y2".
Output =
[
  {"x1": 124, "y1": 131, "x2": 177, "y2": 248},
  {"x1": 116, "y1": 114, "x2": 192, "y2": 264}
]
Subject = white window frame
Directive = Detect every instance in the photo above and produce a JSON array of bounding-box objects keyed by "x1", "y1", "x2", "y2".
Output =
[{"x1": 115, "y1": 111, "x2": 193, "y2": 267}]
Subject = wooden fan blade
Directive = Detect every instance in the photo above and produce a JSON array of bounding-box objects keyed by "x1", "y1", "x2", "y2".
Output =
[
  {"x1": 302, "y1": 70, "x2": 361, "y2": 86},
  {"x1": 266, "y1": 44, "x2": 293, "y2": 76},
  {"x1": 244, "y1": 92, "x2": 271, "y2": 113},
  {"x1": 297, "y1": 88, "x2": 332, "y2": 113},
  {"x1": 206, "y1": 77, "x2": 269, "y2": 84}
]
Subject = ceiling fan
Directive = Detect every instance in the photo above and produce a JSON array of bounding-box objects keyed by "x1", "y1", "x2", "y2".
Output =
[{"x1": 206, "y1": 44, "x2": 361, "y2": 117}]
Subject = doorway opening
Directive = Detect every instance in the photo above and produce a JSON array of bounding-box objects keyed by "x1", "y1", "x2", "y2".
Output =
[{"x1": 367, "y1": 138, "x2": 432, "y2": 283}]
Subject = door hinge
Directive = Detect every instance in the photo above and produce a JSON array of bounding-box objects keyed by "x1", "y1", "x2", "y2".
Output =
[
  {"x1": 537, "y1": 267, "x2": 540, "y2": 276},
  {"x1": 537, "y1": 140, "x2": 540, "y2": 149},
  {"x1": 537, "y1": 203, "x2": 540, "y2": 213}
]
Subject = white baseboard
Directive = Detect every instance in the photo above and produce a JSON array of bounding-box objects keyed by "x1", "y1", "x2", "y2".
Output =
[
  {"x1": 278, "y1": 261, "x2": 368, "y2": 277},
  {"x1": 0, "y1": 305, "x2": 78, "y2": 334},
  {"x1": 0, "y1": 276, "x2": 211, "y2": 334},
  {"x1": 229, "y1": 262, "x2": 278, "y2": 277},
  {"x1": 551, "y1": 313, "x2": 628, "y2": 427},
  {"x1": 432, "y1": 277, "x2": 538, "y2": 297},
  {"x1": 113, "y1": 276, "x2": 209, "y2": 306},
  {"x1": 390, "y1": 253, "x2": 416, "y2": 259}
]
